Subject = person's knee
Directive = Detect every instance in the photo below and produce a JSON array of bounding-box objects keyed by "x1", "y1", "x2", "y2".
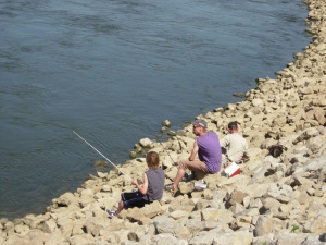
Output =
[{"x1": 178, "y1": 160, "x2": 187, "y2": 170}]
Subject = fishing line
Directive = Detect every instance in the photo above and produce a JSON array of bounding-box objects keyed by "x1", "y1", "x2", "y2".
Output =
[
  {"x1": 73, "y1": 131, "x2": 126, "y2": 175},
  {"x1": 160, "y1": 142, "x2": 177, "y2": 164}
]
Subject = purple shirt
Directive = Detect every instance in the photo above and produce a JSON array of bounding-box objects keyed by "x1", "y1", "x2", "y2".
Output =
[{"x1": 197, "y1": 131, "x2": 222, "y2": 173}]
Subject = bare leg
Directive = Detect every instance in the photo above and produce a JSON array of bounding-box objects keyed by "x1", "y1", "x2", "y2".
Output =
[
  {"x1": 116, "y1": 200, "x2": 125, "y2": 214},
  {"x1": 173, "y1": 159, "x2": 207, "y2": 190},
  {"x1": 173, "y1": 168, "x2": 185, "y2": 189}
]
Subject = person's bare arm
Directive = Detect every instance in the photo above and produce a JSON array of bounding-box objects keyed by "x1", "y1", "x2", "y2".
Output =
[
  {"x1": 188, "y1": 139, "x2": 199, "y2": 161},
  {"x1": 131, "y1": 173, "x2": 148, "y2": 195}
]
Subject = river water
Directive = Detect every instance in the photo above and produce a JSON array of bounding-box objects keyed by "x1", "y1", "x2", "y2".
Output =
[{"x1": 0, "y1": 0, "x2": 310, "y2": 219}]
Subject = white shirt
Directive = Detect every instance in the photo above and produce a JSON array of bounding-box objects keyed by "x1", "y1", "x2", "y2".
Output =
[{"x1": 220, "y1": 133, "x2": 249, "y2": 162}]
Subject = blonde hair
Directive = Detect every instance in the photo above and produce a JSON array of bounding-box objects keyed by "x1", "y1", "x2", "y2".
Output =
[{"x1": 146, "y1": 151, "x2": 160, "y2": 169}]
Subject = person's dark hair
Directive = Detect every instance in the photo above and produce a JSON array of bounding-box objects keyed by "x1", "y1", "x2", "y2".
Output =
[
  {"x1": 228, "y1": 121, "x2": 238, "y2": 130},
  {"x1": 146, "y1": 151, "x2": 160, "y2": 169}
]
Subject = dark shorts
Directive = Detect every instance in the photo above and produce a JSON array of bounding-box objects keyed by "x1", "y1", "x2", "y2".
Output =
[{"x1": 121, "y1": 192, "x2": 152, "y2": 208}]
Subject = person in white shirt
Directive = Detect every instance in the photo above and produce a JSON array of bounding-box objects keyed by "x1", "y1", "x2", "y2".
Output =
[{"x1": 220, "y1": 121, "x2": 249, "y2": 166}]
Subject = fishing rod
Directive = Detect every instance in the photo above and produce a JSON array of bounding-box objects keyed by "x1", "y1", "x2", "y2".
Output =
[{"x1": 73, "y1": 131, "x2": 126, "y2": 175}]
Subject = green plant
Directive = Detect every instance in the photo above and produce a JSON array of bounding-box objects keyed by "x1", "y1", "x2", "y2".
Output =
[{"x1": 290, "y1": 225, "x2": 300, "y2": 232}]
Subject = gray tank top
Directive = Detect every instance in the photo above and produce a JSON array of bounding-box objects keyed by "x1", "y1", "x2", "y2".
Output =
[{"x1": 145, "y1": 168, "x2": 165, "y2": 201}]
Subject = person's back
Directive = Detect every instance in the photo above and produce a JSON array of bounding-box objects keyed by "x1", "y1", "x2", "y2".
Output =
[
  {"x1": 146, "y1": 168, "x2": 164, "y2": 201},
  {"x1": 220, "y1": 121, "x2": 249, "y2": 163},
  {"x1": 197, "y1": 131, "x2": 222, "y2": 173},
  {"x1": 107, "y1": 151, "x2": 164, "y2": 218}
]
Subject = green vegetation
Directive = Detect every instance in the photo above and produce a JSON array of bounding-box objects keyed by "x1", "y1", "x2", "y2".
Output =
[{"x1": 290, "y1": 225, "x2": 300, "y2": 233}]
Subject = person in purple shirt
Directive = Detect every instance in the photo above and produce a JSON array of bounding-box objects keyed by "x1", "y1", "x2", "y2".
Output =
[{"x1": 172, "y1": 119, "x2": 222, "y2": 192}]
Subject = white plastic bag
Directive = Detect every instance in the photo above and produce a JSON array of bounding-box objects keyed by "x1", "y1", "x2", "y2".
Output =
[{"x1": 224, "y1": 161, "x2": 240, "y2": 177}]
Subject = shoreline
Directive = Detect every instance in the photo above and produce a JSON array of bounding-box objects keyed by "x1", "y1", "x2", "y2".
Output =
[{"x1": 1, "y1": 0, "x2": 325, "y2": 244}]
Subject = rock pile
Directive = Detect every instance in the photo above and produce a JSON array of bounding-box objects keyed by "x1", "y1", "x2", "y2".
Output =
[{"x1": 1, "y1": 0, "x2": 325, "y2": 244}]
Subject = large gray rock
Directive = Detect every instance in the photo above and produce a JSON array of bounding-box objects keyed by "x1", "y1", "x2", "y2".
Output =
[
  {"x1": 153, "y1": 217, "x2": 179, "y2": 234},
  {"x1": 303, "y1": 215, "x2": 326, "y2": 233},
  {"x1": 254, "y1": 216, "x2": 274, "y2": 236},
  {"x1": 151, "y1": 233, "x2": 180, "y2": 244},
  {"x1": 275, "y1": 232, "x2": 307, "y2": 245}
]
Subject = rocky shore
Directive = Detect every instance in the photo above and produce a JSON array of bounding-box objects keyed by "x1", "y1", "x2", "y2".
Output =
[{"x1": 1, "y1": 0, "x2": 325, "y2": 244}]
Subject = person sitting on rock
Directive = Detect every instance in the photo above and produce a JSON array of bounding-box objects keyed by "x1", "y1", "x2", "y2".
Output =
[
  {"x1": 220, "y1": 121, "x2": 249, "y2": 167},
  {"x1": 171, "y1": 119, "x2": 222, "y2": 193},
  {"x1": 107, "y1": 151, "x2": 165, "y2": 218}
]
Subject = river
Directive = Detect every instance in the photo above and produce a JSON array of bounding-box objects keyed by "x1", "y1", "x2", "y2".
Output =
[{"x1": 0, "y1": 0, "x2": 310, "y2": 219}]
